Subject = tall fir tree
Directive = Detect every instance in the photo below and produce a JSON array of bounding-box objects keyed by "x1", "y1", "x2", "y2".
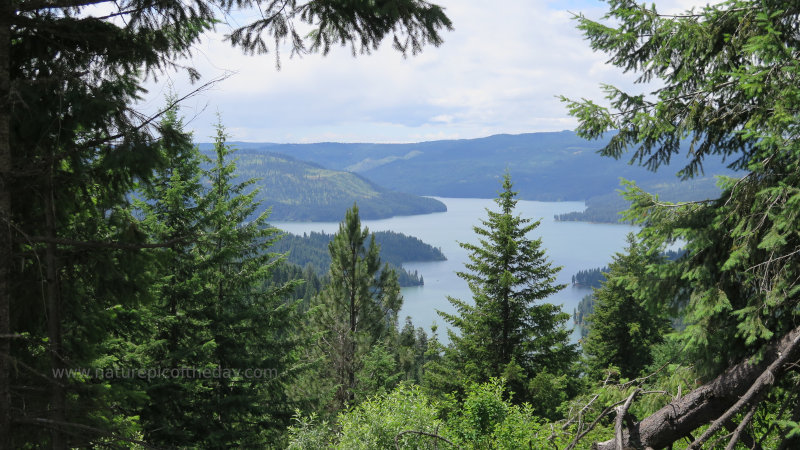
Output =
[
  {"x1": 310, "y1": 204, "x2": 402, "y2": 411},
  {"x1": 192, "y1": 119, "x2": 300, "y2": 446},
  {"x1": 133, "y1": 102, "x2": 214, "y2": 445},
  {"x1": 439, "y1": 173, "x2": 577, "y2": 406}
]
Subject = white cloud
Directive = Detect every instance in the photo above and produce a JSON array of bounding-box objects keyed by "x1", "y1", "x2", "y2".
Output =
[{"x1": 138, "y1": 0, "x2": 724, "y2": 143}]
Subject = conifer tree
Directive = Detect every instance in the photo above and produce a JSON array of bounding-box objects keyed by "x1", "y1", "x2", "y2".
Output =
[
  {"x1": 134, "y1": 103, "x2": 214, "y2": 445},
  {"x1": 310, "y1": 204, "x2": 402, "y2": 410},
  {"x1": 135, "y1": 113, "x2": 300, "y2": 446},
  {"x1": 439, "y1": 173, "x2": 577, "y2": 403},
  {"x1": 563, "y1": 1, "x2": 800, "y2": 447},
  {"x1": 0, "y1": 2, "x2": 451, "y2": 444},
  {"x1": 582, "y1": 235, "x2": 671, "y2": 379},
  {"x1": 192, "y1": 119, "x2": 299, "y2": 445}
]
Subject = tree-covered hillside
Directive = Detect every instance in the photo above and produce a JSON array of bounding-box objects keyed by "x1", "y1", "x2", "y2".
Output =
[
  {"x1": 200, "y1": 150, "x2": 446, "y2": 221},
  {"x1": 270, "y1": 230, "x2": 446, "y2": 287},
  {"x1": 555, "y1": 176, "x2": 724, "y2": 223},
  {"x1": 208, "y1": 131, "x2": 737, "y2": 204}
]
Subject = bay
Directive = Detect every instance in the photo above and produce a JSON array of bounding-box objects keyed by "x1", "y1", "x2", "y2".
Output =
[{"x1": 272, "y1": 197, "x2": 636, "y2": 342}]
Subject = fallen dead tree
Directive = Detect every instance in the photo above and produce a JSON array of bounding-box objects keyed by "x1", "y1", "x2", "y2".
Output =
[{"x1": 592, "y1": 325, "x2": 800, "y2": 450}]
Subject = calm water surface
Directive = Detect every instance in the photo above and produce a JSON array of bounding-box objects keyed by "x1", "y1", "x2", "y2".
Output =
[{"x1": 273, "y1": 197, "x2": 635, "y2": 342}]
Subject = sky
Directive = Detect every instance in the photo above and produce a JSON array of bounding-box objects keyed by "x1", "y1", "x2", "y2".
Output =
[{"x1": 138, "y1": 0, "x2": 718, "y2": 144}]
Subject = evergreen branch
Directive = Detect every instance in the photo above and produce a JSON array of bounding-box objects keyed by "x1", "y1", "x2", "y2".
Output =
[
  {"x1": 16, "y1": 0, "x2": 113, "y2": 13},
  {"x1": 14, "y1": 417, "x2": 160, "y2": 448},
  {"x1": 29, "y1": 235, "x2": 187, "y2": 249},
  {"x1": 635, "y1": 5, "x2": 754, "y2": 20},
  {"x1": 79, "y1": 75, "x2": 230, "y2": 150},
  {"x1": 756, "y1": 376, "x2": 800, "y2": 447}
]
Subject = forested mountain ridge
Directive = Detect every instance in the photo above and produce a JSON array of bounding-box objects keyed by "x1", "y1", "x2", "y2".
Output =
[
  {"x1": 197, "y1": 149, "x2": 446, "y2": 221},
  {"x1": 201, "y1": 131, "x2": 737, "y2": 203}
]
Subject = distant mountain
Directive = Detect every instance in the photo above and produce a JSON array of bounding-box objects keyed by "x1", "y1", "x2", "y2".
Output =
[
  {"x1": 197, "y1": 148, "x2": 446, "y2": 221},
  {"x1": 207, "y1": 131, "x2": 739, "y2": 203}
]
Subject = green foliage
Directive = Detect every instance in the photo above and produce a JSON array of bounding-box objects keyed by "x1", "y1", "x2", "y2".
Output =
[
  {"x1": 439, "y1": 173, "x2": 578, "y2": 409},
  {"x1": 134, "y1": 115, "x2": 302, "y2": 446},
  {"x1": 445, "y1": 379, "x2": 570, "y2": 449},
  {"x1": 287, "y1": 380, "x2": 571, "y2": 450},
  {"x1": 133, "y1": 101, "x2": 213, "y2": 446},
  {"x1": 271, "y1": 229, "x2": 445, "y2": 286},
  {"x1": 564, "y1": 0, "x2": 800, "y2": 380},
  {"x1": 450, "y1": 379, "x2": 569, "y2": 449},
  {"x1": 336, "y1": 384, "x2": 447, "y2": 450},
  {"x1": 557, "y1": 1, "x2": 800, "y2": 446},
  {"x1": 222, "y1": 151, "x2": 446, "y2": 221},
  {"x1": 395, "y1": 317, "x2": 431, "y2": 384},
  {"x1": 286, "y1": 412, "x2": 334, "y2": 450},
  {"x1": 354, "y1": 344, "x2": 403, "y2": 402},
  {"x1": 197, "y1": 120, "x2": 303, "y2": 445},
  {"x1": 582, "y1": 235, "x2": 672, "y2": 379},
  {"x1": 309, "y1": 205, "x2": 403, "y2": 410}
]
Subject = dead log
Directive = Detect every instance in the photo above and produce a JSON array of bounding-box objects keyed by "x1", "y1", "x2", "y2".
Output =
[{"x1": 593, "y1": 325, "x2": 800, "y2": 450}]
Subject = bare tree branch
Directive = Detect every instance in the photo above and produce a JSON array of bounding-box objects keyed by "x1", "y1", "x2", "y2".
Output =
[
  {"x1": 615, "y1": 388, "x2": 640, "y2": 450},
  {"x1": 593, "y1": 325, "x2": 800, "y2": 450}
]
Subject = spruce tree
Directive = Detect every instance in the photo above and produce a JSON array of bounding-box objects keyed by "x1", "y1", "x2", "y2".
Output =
[
  {"x1": 563, "y1": 0, "x2": 800, "y2": 376},
  {"x1": 563, "y1": 1, "x2": 800, "y2": 446},
  {"x1": 439, "y1": 173, "x2": 577, "y2": 404}
]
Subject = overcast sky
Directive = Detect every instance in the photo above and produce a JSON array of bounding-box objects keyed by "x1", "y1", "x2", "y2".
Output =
[{"x1": 138, "y1": 0, "x2": 717, "y2": 144}]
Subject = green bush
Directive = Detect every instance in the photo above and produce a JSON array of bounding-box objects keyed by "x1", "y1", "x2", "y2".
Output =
[{"x1": 337, "y1": 384, "x2": 448, "y2": 449}]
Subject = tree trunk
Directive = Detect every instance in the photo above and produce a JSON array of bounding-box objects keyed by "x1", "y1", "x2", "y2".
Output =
[
  {"x1": 0, "y1": 2, "x2": 12, "y2": 447},
  {"x1": 348, "y1": 243, "x2": 357, "y2": 405},
  {"x1": 593, "y1": 325, "x2": 800, "y2": 450},
  {"x1": 45, "y1": 183, "x2": 66, "y2": 450}
]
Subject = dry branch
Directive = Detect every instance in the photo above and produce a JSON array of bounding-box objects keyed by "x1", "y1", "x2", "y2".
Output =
[
  {"x1": 592, "y1": 325, "x2": 800, "y2": 450},
  {"x1": 615, "y1": 389, "x2": 640, "y2": 450}
]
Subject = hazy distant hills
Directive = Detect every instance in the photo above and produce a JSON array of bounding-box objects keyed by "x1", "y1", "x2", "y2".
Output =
[
  {"x1": 205, "y1": 131, "x2": 739, "y2": 222},
  {"x1": 197, "y1": 148, "x2": 446, "y2": 221}
]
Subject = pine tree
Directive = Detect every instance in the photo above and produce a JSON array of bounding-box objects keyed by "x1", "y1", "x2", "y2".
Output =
[
  {"x1": 439, "y1": 173, "x2": 577, "y2": 403},
  {"x1": 310, "y1": 204, "x2": 402, "y2": 410},
  {"x1": 582, "y1": 234, "x2": 671, "y2": 379}
]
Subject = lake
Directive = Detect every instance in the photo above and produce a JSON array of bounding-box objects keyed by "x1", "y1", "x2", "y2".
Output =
[{"x1": 273, "y1": 197, "x2": 636, "y2": 342}]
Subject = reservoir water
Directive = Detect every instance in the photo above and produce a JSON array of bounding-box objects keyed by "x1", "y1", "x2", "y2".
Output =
[{"x1": 273, "y1": 197, "x2": 636, "y2": 342}]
